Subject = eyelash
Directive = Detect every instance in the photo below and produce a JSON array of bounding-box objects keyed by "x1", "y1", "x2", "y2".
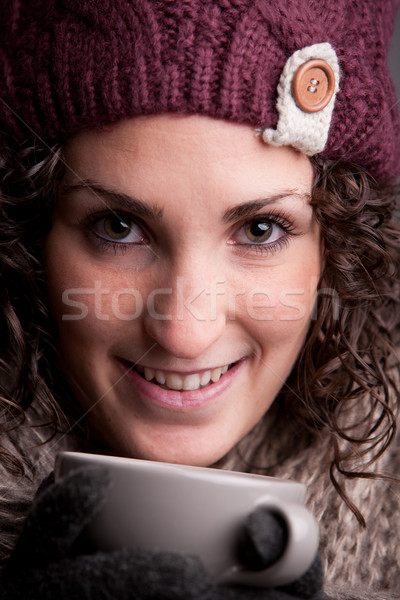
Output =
[
  {"x1": 79, "y1": 208, "x2": 298, "y2": 256},
  {"x1": 232, "y1": 210, "x2": 298, "y2": 255},
  {"x1": 79, "y1": 209, "x2": 150, "y2": 254}
]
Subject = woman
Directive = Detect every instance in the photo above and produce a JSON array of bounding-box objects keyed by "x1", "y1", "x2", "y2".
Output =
[{"x1": 0, "y1": 1, "x2": 399, "y2": 598}]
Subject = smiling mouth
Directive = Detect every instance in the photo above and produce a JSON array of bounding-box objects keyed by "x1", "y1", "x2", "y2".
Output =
[{"x1": 130, "y1": 362, "x2": 236, "y2": 391}]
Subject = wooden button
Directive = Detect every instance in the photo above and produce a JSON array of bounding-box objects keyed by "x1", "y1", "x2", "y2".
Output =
[{"x1": 292, "y1": 59, "x2": 335, "y2": 113}]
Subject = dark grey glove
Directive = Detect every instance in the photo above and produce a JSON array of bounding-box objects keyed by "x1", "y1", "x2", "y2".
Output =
[
  {"x1": 214, "y1": 509, "x2": 325, "y2": 600},
  {"x1": 0, "y1": 467, "x2": 325, "y2": 600}
]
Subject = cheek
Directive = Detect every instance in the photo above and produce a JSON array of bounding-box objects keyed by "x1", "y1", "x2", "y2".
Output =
[
  {"x1": 43, "y1": 235, "x2": 144, "y2": 355},
  {"x1": 233, "y1": 258, "x2": 320, "y2": 338},
  {"x1": 42, "y1": 217, "x2": 155, "y2": 327},
  {"x1": 55, "y1": 285, "x2": 144, "y2": 330}
]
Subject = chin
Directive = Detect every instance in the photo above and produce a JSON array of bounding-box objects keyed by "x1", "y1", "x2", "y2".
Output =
[{"x1": 102, "y1": 431, "x2": 233, "y2": 468}]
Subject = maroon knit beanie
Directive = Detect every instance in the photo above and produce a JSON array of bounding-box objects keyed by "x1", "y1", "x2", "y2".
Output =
[{"x1": 0, "y1": 0, "x2": 399, "y2": 184}]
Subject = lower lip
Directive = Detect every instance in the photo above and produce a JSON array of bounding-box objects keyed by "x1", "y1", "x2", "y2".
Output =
[{"x1": 117, "y1": 360, "x2": 244, "y2": 410}]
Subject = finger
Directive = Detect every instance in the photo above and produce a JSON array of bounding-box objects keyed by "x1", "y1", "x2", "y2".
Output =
[
  {"x1": 278, "y1": 554, "x2": 325, "y2": 599},
  {"x1": 3, "y1": 549, "x2": 212, "y2": 600},
  {"x1": 207, "y1": 585, "x2": 298, "y2": 600},
  {"x1": 8, "y1": 466, "x2": 111, "y2": 568},
  {"x1": 33, "y1": 471, "x2": 55, "y2": 498},
  {"x1": 238, "y1": 508, "x2": 287, "y2": 570},
  {"x1": 120, "y1": 549, "x2": 212, "y2": 600}
]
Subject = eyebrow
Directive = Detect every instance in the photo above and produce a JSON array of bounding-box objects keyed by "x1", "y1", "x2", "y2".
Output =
[
  {"x1": 60, "y1": 180, "x2": 164, "y2": 221},
  {"x1": 61, "y1": 180, "x2": 308, "y2": 223},
  {"x1": 222, "y1": 192, "x2": 310, "y2": 223}
]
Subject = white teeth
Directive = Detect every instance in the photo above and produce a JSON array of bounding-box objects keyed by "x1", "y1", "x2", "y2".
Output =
[
  {"x1": 200, "y1": 370, "x2": 211, "y2": 386},
  {"x1": 144, "y1": 367, "x2": 154, "y2": 381},
  {"x1": 166, "y1": 373, "x2": 184, "y2": 390},
  {"x1": 155, "y1": 370, "x2": 166, "y2": 385},
  {"x1": 136, "y1": 363, "x2": 232, "y2": 391},
  {"x1": 183, "y1": 373, "x2": 201, "y2": 390},
  {"x1": 210, "y1": 367, "x2": 222, "y2": 382}
]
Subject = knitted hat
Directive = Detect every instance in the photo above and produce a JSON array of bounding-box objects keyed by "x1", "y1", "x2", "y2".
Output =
[{"x1": 0, "y1": 0, "x2": 399, "y2": 183}]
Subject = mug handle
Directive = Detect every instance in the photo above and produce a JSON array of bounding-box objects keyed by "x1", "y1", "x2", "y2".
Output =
[{"x1": 221, "y1": 499, "x2": 319, "y2": 588}]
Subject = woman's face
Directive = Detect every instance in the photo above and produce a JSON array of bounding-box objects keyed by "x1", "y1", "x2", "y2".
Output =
[{"x1": 43, "y1": 114, "x2": 322, "y2": 466}]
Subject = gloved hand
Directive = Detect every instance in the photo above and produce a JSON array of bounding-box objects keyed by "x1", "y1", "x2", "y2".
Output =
[{"x1": 0, "y1": 467, "x2": 325, "y2": 600}]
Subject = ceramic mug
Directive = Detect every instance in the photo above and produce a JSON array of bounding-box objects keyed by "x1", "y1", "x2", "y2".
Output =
[{"x1": 55, "y1": 451, "x2": 319, "y2": 587}]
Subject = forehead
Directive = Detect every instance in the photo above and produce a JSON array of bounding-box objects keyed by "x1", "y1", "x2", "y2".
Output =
[{"x1": 63, "y1": 114, "x2": 314, "y2": 206}]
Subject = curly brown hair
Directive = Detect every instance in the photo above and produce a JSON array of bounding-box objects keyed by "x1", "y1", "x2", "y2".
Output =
[
  {"x1": 282, "y1": 157, "x2": 400, "y2": 524},
  {"x1": 0, "y1": 134, "x2": 399, "y2": 524},
  {"x1": 0, "y1": 134, "x2": 80, "y2": 474}
]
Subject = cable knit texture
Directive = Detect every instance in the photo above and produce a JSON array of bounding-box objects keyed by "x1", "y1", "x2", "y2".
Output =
[
  {"x1": 1, "y1": 401, "x2": 399, "y2": 599},
  {"x1": 0, "y1": 0, "x2": 399, "y2": 183},
  {"x1": 218, "y1": 403, "x2": 400, "y2": 599}
]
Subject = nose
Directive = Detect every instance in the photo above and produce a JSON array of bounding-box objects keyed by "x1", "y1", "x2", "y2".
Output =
[{"x1": 143, "y1": 273, "x2": 226, "y2": 359}]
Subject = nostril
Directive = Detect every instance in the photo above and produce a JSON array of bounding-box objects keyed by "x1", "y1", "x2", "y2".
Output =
[{"x1": 143, "y1": 312, "x2": 226, "y2": 359}]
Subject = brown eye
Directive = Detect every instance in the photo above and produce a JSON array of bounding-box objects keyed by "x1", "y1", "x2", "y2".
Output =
[
  {"x1": 92, "y1": 214, "x2": 146, "y2": 244},
  {"x1": 244, "y1": 220, "x2": 274, "y2": 243},
  {"x1": 103, "y1": 216, "x2": 131, "y2": 240},
  {"x1": 229, "y1": 214, "x2": 294, "y2": 254}
]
